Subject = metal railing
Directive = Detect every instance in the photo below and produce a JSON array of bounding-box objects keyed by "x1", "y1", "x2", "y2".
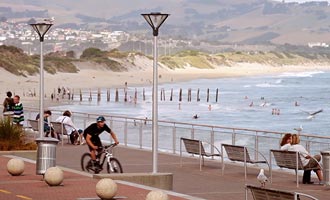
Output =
[{"x1": 24, "y1": 107, "x2": 330, "y2": 161}]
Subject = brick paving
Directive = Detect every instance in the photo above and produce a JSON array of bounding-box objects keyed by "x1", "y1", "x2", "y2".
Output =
[
  {"x1": 1, "y1": 143, "x2": 330, "y2": 200},
  {"x1": 0, "y1": 156, "x2": 187, "y2": 200}
]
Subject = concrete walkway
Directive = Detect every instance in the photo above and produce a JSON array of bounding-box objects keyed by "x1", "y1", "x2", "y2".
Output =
[{"x1": 1, "y1": 143, "x2": 329, "y2": 200}]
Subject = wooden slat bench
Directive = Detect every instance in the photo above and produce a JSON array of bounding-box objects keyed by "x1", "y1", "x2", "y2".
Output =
[
  {"x1": 222, "y1": 144, "x2": 270, "y2": 181},
  {"x1": 51, "y1": 121, "x2": 69, "y2": 145},
  {"x1": 27, "y1": 119, "x2": 39, "y2": 139},
  {"x1": 270, "y1": 150, "x2": 322, "y2": 188},
  {"x1": 245, "y1": 185, "x2": 318, "y2": 200},
  {"x1": 180, "y1": 137, "x2": 222, "y2": 171}
]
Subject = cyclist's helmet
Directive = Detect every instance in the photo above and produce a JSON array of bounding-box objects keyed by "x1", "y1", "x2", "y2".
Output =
[{"x1": 96, "y1": 116, "x2": 106, "y2": 122}]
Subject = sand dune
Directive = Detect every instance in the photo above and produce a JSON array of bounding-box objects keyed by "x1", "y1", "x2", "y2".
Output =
[{"x1": 1, "y1": 61, "x2": 329, "y2": 107}]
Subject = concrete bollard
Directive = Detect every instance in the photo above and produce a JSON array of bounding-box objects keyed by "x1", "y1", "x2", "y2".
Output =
[
  {"x1": 146, "y1": 190, "x2": 169, "y2": 200},
  {"x1": 7, "y1": 158, "x2": 24, "y2": 176},
  {"x1": 96, "y1": 178, "x2": 118, "y2": 200},
  {"x1": 44, "y1": 167, "x2": 64, "y2": 186}
]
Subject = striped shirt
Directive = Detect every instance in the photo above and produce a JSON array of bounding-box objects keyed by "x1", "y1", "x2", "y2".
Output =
[{"x1": 13, "y1": 103, "x2": 24, "y2": 125}]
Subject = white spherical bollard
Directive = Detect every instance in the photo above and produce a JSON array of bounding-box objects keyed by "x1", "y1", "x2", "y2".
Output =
[
  {"x1": 146, "y1": 190, "x2": 169, "y2": 200},
  {"x1": 44, "y1": 167, "x2": 64, "y2": 186},
  {"x1": 96, "y1": 178, "x2": 118, "y2": 200},
  {"x1": 7, "y1": 158, "x2": 24, "y2": 176}
]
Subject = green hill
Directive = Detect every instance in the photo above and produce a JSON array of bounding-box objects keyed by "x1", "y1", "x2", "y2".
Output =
[{"x1": 1, "y1": 45, "x2": 330, "y2": 77}]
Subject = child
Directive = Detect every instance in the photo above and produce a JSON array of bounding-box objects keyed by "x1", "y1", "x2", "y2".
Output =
[{"x1": 13, "y1": 95, "x2": 24, "y2": 126}]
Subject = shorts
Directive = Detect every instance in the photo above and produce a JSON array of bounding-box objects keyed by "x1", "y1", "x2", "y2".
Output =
[
  {"x1": 87, "y1": 136, "x2": 102, "y2": 151},
  {"x1": 305, "y1": 155, "x2": 321, "y2": 169}
]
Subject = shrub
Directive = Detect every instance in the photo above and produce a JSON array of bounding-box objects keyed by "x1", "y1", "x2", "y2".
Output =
[{"x1": 0, "y1": 117, "x2": 37, "y2": 150}]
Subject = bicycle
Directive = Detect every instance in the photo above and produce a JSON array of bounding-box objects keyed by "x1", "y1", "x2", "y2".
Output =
[{"x1": 81, "y1": 143, "x2": 123, "y2": 174}]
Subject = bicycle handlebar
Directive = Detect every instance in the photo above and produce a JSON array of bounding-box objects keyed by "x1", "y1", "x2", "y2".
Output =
[{"x1": 100, "y1": 143, "x2": 117, "y2": 150}]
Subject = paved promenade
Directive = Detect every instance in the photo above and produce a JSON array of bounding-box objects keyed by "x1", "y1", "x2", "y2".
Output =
[{"x1": 1, "y1": 143, "x2": 329, "y2": 200}]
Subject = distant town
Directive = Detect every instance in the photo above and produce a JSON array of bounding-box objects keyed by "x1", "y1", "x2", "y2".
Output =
[{"x1": 0, "y1": 18, "x2": 330, "y2": 58}]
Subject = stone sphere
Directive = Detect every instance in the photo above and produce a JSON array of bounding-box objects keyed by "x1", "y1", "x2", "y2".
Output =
[
  {"x1": 146, "y1": 190, "x2": 169, "y2": 200},
  {"x1": 7, "y1": 158, "x2": 24, "y2": 176},
  {"x1": 96, "y1": 178, "x2": 118, "y2": 200},
  {"x1": 44, "y1": 167, "x2": 64, "y2": 186}
]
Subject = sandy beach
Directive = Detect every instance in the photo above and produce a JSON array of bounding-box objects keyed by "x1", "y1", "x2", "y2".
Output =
[{"x1": 1, "y1": 61, "x2": 329, "y2": 108}]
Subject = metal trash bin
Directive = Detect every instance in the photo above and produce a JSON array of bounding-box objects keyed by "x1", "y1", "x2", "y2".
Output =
[
  {"x1": 321, "y1": 150, "x2": 330, "y2": 185},
  {"x1": 36, "y1": 137, "x2": 59, "y2": 175}
]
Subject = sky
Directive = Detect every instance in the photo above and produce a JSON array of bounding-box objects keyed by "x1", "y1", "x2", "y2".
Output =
[{"x1": 275, "y1": 0, "x2": 329, "y2": 2}]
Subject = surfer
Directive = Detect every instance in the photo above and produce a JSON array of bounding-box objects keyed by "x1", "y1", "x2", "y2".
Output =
[{"x1": 193, "y1": 114, "x2": 198, "y2": 119}]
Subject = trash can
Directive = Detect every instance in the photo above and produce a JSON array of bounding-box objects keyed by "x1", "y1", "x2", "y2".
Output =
[
  {"x1": 321, "y1": 150, "x2": 330, "y2": 185},
  {"x1": 36, "y1": 137, "x2": 59, "y2": 175}
]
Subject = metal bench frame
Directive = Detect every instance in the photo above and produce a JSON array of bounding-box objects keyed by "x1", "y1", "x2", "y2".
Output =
[
  {"x1": 27, "y1": 119, "x2": 39, "y2": 139},
  {"x1": 245, "y1": 184, "x2": 318, "y2": 200},
  {"x1": 270, "y1": 149, "x2": 322, "y2": 188},
  {"x1": 222, "y1": 144, "x2": 270, "y2": 181},
  {"x1": 51, "y1": 121, "x2": 69, "y2": 145},
  {"x1": 180, "y1": 137, "x2": 222, "y2": 171}
]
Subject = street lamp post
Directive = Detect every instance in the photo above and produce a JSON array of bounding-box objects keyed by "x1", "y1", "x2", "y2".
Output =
[
  {"x1": 30, "y1": 22, "x2": 53, "y2": 138},
  {"x1": 141, "y1": 12, "x2": 169, "y2": 173}
]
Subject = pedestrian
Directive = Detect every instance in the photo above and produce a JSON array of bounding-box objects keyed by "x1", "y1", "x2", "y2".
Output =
[
  {"x1": 12, "y1": 95, "x2": 24, "y2": 126},
  {"x1": 56, "y1": 110, "x2": 84, "y2": 145},
  {"x1": 3, "y1": 91, "x2": 14, "y2": 113},
  {"x1": 36, "y1": 110, "x2": 57, "y2": 139}
]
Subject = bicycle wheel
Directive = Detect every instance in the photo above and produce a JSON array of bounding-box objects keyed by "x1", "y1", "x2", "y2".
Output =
[
  {"x1": 107, "y1": 157, "x2": 123, "y2": 173},
  {"x1": 81, "y1": 153, "x2": 93, "y2": 173}
]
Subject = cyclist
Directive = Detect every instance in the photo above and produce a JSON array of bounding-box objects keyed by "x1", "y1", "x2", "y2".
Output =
[{"x1": 83, "y1": 116, "x2": 119, "y2": 171}]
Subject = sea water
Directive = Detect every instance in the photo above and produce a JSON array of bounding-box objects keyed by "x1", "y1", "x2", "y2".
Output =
[{"x1": 51, "y1": 71, "x2": 330, "y2": 137}]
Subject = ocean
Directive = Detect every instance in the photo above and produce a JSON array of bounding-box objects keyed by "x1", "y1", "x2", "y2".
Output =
[{"x1": 50, "y1": 70, "x2": 330, "y2": 137}]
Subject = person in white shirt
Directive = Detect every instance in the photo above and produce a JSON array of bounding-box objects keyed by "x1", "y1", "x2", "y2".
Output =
[
  {"x1": 56, "y1": 110, "x2": 83, "y2": 145},
  {"x1": 280, "y1": 133, "x2": 292, "y2": 150},
  {"x1": 289, "y1": 134, "x2": 323, "y2": 183}
]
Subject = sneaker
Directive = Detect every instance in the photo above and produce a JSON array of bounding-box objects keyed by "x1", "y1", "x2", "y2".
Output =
[
  {"x1": 91, "y1": 161, "x2": 101, "y2": 172},
  {"x1": 80, "y1": 141, "x2": 85, "y2": 145}
]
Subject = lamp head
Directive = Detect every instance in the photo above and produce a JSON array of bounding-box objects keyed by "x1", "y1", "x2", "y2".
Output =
[
  {"x1": 141, "y1": 12, "x2": 169, "y2": 36},
  {"x1": 30, "y1": 22, "x2": 53, "y2": 42}
]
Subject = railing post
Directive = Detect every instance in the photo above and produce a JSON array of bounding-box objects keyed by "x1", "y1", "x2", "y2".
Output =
[
  {"x1": 211, "y1": 127, "x2": 215, "y2": 156},
  {"x1": 232, "y1": 129, "x2": 236, "y2": 145},
  {"x1": 255, "y1": 131, "x2": 259, "y2": 160},
  {"x1": 191, "y1": 125, "x2": 195, "y2": 139},
  {"x1": 172, "y1": 124, "x2": 176, "y2": 154},
  {"x1": 124, "y1": 118, "x2": 128, "y2": 146},
  {"x1": 306, "y1": 136, "x2": 311, "y2": 153},
  {"x1": 139, "y1": 120, "x2": 143, "y2": 149}
]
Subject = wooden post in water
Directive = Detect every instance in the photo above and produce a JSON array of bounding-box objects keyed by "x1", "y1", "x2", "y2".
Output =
[
  {"x1": 89, "y1": 89, "x2": 92, "y2": 101},
  {"x1": 215, "y1": 88, "x2": 219, "y2": 103},
  {"x1": 197, "y1": 88, "x2": 200, "y2": 102},
  {"x1": 79, "y1": 89, "x2": 82, "y2": 101},
  {"x1": 107, "y1": 89, "x2": 110, "y2": 102},
  {"x1": 124, "y1": 89, "x2": 127, "y2": 102},
  {"x1": 188, "y1": 88, "x2": 192, "y2": 102},
  {"x1": 207, "y1": 88, "x2": 209, "y2": 102},
  {"x1": 170, "y1": 88, "x2": 173, "y2": 101},
  {"x1": 163, "y1": 88, "x2": 165, "y2": 101},
  {"x1": 97, "y1": 88, "x2": 101, "y2": 102},
  {"x1": 179, "y1": 88, "x2": 182, "y2": 102},
  {"x1": 160, "y1": 88, "x2": 163, "y2": 101},
  {"x1": 143, "y1": 88, "x2": 146, "y2": 101},
  {"x1": 115, "y1": 89, "x2": 119, "y2": 102},
  {"x1": 134, "y1": 88, "x2": 137, "y2": 102}
]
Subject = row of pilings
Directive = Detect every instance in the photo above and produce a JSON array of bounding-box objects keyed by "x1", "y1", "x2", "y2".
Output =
[{"x1": 49, "y1": 88, "x2": 221, "y2": 103}]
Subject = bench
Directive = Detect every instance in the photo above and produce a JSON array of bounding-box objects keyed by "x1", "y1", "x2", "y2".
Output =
[
  {"x1": 180, "y1": 137, "x2": 222, "y2": 171},
  {"x1": 245, "y1": 184, "x2": 318, "y2": 200},
  {"x1": 51, "y1": 121, "x2": 69, "y2": 145},
  {"x1": 27, "y1": 119, "x2": 39, "y2": 139},
  {"x1": 222, "y1": 144, "x2": 270, "y2": 181},
  {"x1": 270, "y1": 150, "x2": 322, "y2": 188}
]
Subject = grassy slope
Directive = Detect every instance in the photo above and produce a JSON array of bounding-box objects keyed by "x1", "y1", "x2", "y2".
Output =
[{"x1": 1, "y1": 45, "x2": 330, "y2": 76}]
